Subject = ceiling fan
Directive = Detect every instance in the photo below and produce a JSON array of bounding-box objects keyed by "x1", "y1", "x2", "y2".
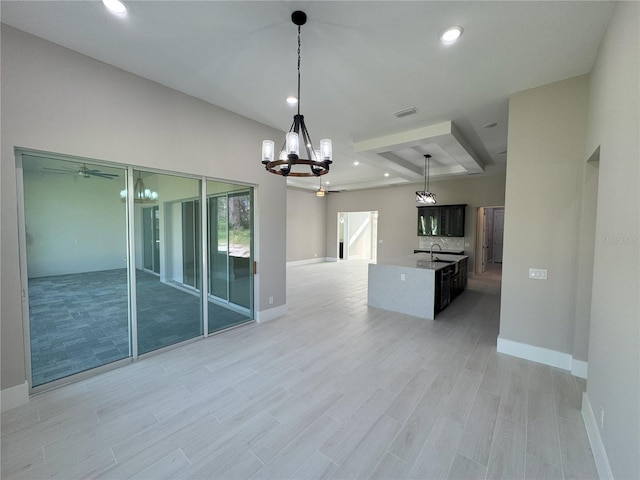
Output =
[{"x1": 44, "y1": 164, "x2": 119, "y2": 180}]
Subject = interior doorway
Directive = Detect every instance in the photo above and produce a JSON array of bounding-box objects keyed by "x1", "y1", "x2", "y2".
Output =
[
  {"x1": 337, "y1": 211, "x2": 378, "y2": 262},
  {"x1": 475, "y1": 206, "x2": 505, "y2": 274}
]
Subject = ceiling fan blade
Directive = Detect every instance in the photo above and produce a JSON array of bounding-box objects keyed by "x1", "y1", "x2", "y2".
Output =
[
  {"x1": 90, "y1": 172, "x2": 119, "y2": 179},
  {"x1": 43, "y1": 167, "x2": 76, "y2": 173}
]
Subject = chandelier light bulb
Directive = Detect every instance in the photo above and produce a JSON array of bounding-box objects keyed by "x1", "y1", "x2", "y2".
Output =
[
  {"x1": 320, "y1": 139, "x2": 332, "y2": 161},
  {"x1": 262, "y1": 140, "x2": 275, "y2": 162},
  {"x1": 286, "y1": 132, "x2": 299, "y2": 155}
]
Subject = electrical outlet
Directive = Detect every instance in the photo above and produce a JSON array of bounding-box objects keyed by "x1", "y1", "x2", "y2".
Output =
[
  {"x1": 529, "y1": 268, "x2": 548, "y2": 280},
  {"x1": 600, "y1": 406, "x2": 605, "y2": 429},
  {"x1": 400, "y1": 273, "x2": 406, "y2": 281},
  {"x1": 268, "y1": 296, "x2": 273, "y2": 305}
]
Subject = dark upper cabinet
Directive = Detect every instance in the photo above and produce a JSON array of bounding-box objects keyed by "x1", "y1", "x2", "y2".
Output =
[{"x1": 417, "y1": 204, "x2": 466, "y2": 237}]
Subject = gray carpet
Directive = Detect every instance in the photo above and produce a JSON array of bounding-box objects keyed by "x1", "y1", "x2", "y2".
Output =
[{"x1": 28, "y1": 268, "x2": 251, "y2": 386}]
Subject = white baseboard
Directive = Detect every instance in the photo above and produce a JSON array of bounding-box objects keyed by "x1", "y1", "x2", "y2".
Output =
[
  {"x1": 572, "y1": 359, "x2": 588, "y2": 379},
  {"x1": 1, "y1": 381, "x2": 29, "y2": 412},
  {"x1": 496, "y1": 337, "x2": 589, "y2": 379},
  {"x1": 256, "y1": 304, "x2": 287, "y2": 323},
  {"x1": 286, "y1": 258, "x2": 327, "y2": 267},
  {"x1": 582, "y1": 392, "x2": 613, "y2": 479},
  {"x1": 497, "y1": 337, "x2": 573, "y2": 370},
  {"x1": 326, "y1": 257, "x2": 338, "y2": 262}
]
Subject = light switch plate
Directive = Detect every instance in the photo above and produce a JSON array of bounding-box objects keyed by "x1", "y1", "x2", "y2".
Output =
[{"x1": 529, "y1": 268, "x2": 548, "y2": 280}]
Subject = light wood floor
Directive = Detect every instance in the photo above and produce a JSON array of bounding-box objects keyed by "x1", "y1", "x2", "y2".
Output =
[{"x1": 1, "y1": 260, "x2": 598, "y2": 479}]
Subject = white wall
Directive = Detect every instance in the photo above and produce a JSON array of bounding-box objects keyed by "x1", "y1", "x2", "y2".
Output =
[
  {"x1": 286, "y1": 188, "x2": 327, "y2": 263},
  {"x1": 583, "y1": 2, "x2": 639, "y2": 477},
  {"x1": 1, "y1": 26, "x2": 286, "y2": 392},
  {"x1": 325, "y1": 175, "x2": 507, "y2": 269},
  {"x1": 22, "y1": 167, "x2": 128, "y2": 277},
  {"x1": 500, "y1": 75, "x2": 589, "y2": 357}
]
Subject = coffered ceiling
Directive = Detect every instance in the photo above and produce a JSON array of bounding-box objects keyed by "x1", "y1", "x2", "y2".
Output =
[{"x1": 1, "y1": 1, "x2": 616, "y2": 191}]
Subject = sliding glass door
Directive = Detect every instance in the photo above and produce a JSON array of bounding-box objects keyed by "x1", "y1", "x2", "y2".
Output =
[
  {"x1": 20, "y1": 154, "x2": 255, "y2": 388},
  {"x1": 21, "y1": 155, "x2": 129, "y2": 387},
  {"x1": 207, "y1": 181, "x2": 253, "y2": 333},
  {"x1": 134, "y1": 171, "x2": 203, "y2": 355}
]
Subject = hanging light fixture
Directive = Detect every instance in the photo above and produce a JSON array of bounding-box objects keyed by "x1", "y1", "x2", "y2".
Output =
[
  {"x1": 262, "y1": 11, "x2": 332, "y2": 177},
  {"x1": 416, "y1": 154, "x2": 437, "y2": 204},
  {"x1": 120, "y1": 172, "x2": 158, "y2": 203},
  {"x1": 316, "y1": 176, "x2": 326, "y2": 197}
]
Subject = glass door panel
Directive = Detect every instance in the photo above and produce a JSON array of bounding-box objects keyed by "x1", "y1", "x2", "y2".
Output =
[
  {"x1": 228, "y1": 192, "x2": 252, "y2": 309},
  {"x1": 181, "y1": 200, "x2": 200, "y2": 289},
  {"x1": 209, "y1": 196, "x2": 228, "y2": 300},
  {"x1": 134, "y1": 171, "x2": 202, "y2": 354},
  {"x1": 142, "y1": 206, "x2": 160, "y2": 274},
  {"x1": 21, "y1": 155, "x2": 129, "y2": 387},
  {"x1": 206, "y1": 181, "x2": 253, "y2": 333}
]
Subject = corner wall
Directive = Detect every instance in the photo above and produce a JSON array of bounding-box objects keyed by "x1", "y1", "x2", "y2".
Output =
[
  {"x1": 499, "y1": 75, "x2": 589, "y2": 360},
  {"x1": 1, "y1": 26, "x2": 286, "y2": 394},
  {"x1": 582, "y1": 2, "x2": 639, "y2": 477}
]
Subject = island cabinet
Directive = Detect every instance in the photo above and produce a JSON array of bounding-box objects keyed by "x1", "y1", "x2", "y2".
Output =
[
  {"x1": 417, "y1": 204, "x2": 466, "y2": 237},
  {"x1": 368, "y1": 254, "x2": 469, "y2": 319},
  {"x1": 451, "y1": 257, "x2": 468, "y2": 300}
]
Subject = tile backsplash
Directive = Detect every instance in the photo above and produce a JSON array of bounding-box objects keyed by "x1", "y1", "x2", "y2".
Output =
[{"x1": 418, "y1": 236, "x2": 465, "y2": 252}]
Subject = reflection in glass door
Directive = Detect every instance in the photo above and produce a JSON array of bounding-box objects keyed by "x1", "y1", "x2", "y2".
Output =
[
  {"x1": 182, "y1": 200, "x2": 200, "y2": 289},
  {"x1": 134, "y1": 171, "x2": 203, "y2": 354},
  {"x1": 20, "y1": 154, "x2": 130, "y2": 387},
  {"x1": 207, "y1": 181, "x2": 253, "y2": 333},
  {"x1": 209, "y1": 196, "x2": 228, "y2": 300},
  {"x1": 142, "y1": 206, "x2": 160, "y2": 274},
  {"x1": 228, "y1": 192, "x2": 252, "y2": 309}
]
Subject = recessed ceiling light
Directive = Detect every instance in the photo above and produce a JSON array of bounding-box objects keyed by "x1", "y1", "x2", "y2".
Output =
[
  {"x1": 286, "y1": 96, "x2": 298, "y2": 105},
  {"x1": 384, "y1": 172, "x2": 390, "y2": 177},
  {"x1": 483, "y1": 122, "x2": 498, "y2": 129},
  {"x1": 102, "y1": 0, "x2": 127, "y2": 15},
  {"x1": 353, "y1": 160, "x2": 360, "y2": 166},
  {"x1": 325, "y1": 181, "x2": 330, "y2": 185},
  {"x1": 440, "y1": 26, "x2": 463, "y2": 44}
]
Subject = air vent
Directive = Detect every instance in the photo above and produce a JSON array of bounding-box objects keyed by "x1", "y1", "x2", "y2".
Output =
[{"x1": 392, "y1": 107, "x2": 418, "y2": 118}]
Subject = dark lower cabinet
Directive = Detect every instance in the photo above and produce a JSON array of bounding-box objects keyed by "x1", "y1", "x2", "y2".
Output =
[{"x1": 435, "y1": 257, "x2": 468, "y2": 315}]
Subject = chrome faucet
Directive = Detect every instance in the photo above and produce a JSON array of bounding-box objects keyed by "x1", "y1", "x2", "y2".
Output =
[{"x1": 430, "y1": 243, "x2": 442, "y2": 261}]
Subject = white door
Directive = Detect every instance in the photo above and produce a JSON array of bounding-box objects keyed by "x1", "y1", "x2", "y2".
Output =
[{"x1": 493, "y1": 209, "x2": 505, "y2": 263}]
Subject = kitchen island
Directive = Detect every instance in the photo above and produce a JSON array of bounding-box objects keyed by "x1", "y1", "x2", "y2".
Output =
[{"x1": 367, "y1": 253, "x2": 468, "y2": 319}]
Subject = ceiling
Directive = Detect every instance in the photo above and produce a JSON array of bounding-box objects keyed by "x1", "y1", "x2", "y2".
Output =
[{"x1": 1, "y1": 1, "x2": 615, "y2": 191}]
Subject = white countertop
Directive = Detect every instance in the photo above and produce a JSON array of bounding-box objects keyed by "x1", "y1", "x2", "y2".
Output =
[{"x1": 374, "y1": 253, "x2": 468, "y2": 271}]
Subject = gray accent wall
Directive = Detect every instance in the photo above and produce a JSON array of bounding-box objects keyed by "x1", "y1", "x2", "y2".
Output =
[
  {"x1": 583, "y1": 2, "x2": 639, "y2": 477},
  {"x1": 1, "y1": 26, "x2": 286, "y2": 391},
  {"x1": 500, "y1": 74, "x2": 590, "y2": 356},
  {"x1": 286, "y1": 188, "x2": 327, "y2": 263}
]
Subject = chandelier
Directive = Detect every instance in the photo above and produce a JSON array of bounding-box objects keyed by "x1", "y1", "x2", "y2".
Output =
[
  {"x1": 120, "y1": 172, "x2": 158, "y2": 203},
  {"x1": 416, "y1": 154, "x2": 436, "y2": 204},
  {"x1": 262, "y1": 11, "x2": 332, "y2": 177}
]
